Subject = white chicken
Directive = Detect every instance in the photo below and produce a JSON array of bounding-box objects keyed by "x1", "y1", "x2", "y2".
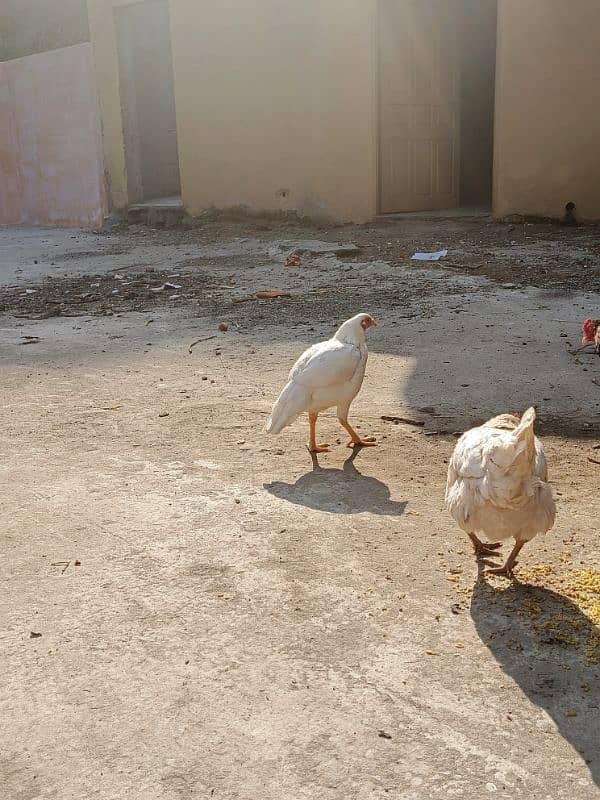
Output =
[
  {"x1": 265, "y1": 313, "x2": 378, "y2": 453},
  {"x1": 445, "y1": 407, "x2": 556, "y2": 577}
]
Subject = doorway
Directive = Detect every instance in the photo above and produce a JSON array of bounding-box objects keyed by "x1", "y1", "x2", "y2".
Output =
[
  {"x1": 378, "y1": 0, "x2": 497, "y2": 214},
  {"x1": 115, "y1": 0, "x2": 181, "y2": 203}
]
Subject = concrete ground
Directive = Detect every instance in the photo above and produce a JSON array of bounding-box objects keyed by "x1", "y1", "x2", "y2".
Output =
[{"x1": 1, "y1": 217, "x2": 599, "y2": 799}]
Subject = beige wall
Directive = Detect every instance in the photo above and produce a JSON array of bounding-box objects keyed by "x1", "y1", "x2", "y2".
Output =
[
  {"x1": 88, "y1": 0, "x2": 600, "y2": 223},
  {"x1": 170, "y1": 0, "x2": 378, "y2": 222},
  {"x1": 0, "y1": 43, "x2": 107, "y2": 228},
  {"x1": 494, "y1": 0, "x2": 600, "y2": 220},
  {"x1": 0, "y1": 0, "x2": 88, "y2": 62},
  {"x1": 89, "y1": 0, "x2": 378, "y2": 221}
]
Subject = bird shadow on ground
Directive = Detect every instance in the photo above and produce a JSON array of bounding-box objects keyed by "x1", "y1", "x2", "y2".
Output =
[
  {"x1": 470, "y1": 573, "x2": 600, "y2": 789},
  {"x1": 264, "y1": 448, "x2": 407, "y2": 516}
]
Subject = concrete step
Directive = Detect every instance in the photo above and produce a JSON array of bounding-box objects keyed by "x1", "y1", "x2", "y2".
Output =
[{"x1": 127, "y1": 196, "x2": 186, "y2": 227}]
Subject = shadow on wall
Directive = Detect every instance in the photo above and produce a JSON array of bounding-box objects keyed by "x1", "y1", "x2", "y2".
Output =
[
  {"x1": 265, "y1": 449, "x2": 407, "y2": 517},
  {"x1": 471, "y1": 574, "x2": 600, "y2": 789}
]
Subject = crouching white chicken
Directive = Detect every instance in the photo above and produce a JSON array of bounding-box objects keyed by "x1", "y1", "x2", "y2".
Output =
[
  {"x1": 445, "y1": 407, "x2": 556, "y2": 577},
  {"x1": 265, "y1": 313, "x2": 378, "y2": 453}
]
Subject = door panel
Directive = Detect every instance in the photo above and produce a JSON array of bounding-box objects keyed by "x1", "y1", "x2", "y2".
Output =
[{"x1": 379, "y1": 0, "x2": 460, "y2": 213}]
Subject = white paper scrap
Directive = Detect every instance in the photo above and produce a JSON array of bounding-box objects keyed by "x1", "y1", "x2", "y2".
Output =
[{"x1": 411, "y1": 249, "x2": 448, "y2": 262}]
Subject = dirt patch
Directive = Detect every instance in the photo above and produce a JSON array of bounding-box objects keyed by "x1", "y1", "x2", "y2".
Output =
[
  {"x1": 0, "y1": 268, "x2": 215, "y2": 318},
  {"x1": 95, "y1": 215, "x2": 600, "y2": 292},
  {"x1": 1, "y1": 216, "x2": 600, "y2": 799}
]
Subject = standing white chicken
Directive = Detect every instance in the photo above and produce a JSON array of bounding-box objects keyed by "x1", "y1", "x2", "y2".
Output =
[
  {"x1": 445, "y1": 407, "x2": 556, "y2": 577},
  {"x1": 266, "y1": 313, "x2": 378, "y2": 453}
]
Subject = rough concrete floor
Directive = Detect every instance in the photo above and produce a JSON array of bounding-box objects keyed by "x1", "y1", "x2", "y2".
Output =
[{"x1": 1, "y1": 218, "x2": 599, "y2": 799}]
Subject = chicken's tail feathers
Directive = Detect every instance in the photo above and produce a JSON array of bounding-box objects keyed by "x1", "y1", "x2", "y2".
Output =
[
  {"x1": 514, "y1": 406, "x2": 537, "y2": 457},
  {"x1": 517, "y1": 406, "x2": 537, "y2": 429},
  {"x1": 515, "y1": 406, "x2": 537, "y2": 441},
  {"x1": 265, "y1": 380, "x2": 308, "y2": 435}
]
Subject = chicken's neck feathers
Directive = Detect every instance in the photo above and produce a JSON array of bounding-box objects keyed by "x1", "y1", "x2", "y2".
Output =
[{"x1": 333, "y1": 321, "x2": 367, "y2": 346}]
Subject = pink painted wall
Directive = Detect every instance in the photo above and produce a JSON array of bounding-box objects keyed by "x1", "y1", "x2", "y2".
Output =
[{"x1": 0, "y1": 43, "x2": 107, "y2": 228}]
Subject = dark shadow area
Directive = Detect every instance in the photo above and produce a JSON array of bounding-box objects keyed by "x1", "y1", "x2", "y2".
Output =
[
  {"x1": 459, "y1": 0, "x2": 497, "y2": 208},
  {"x1": 471, "y1": 574, "x2": 600, "y2": 788},
  {"x1": 264, "y1": 449, "x2": 407, "y2": 516}
]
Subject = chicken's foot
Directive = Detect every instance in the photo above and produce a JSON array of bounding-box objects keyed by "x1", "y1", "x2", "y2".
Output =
[
  {"x1": 307, "y1": 413, "x2": 330, "y2": 453},
  {"x1": 468, "y1": 533, "x2": 502, "y2": 558},
  {"x1": 339, "y1": 418, "x2": 376, "y2": 448},
  {"x1": 485, "y1": 540, "x2": 525, "y2": 579}
]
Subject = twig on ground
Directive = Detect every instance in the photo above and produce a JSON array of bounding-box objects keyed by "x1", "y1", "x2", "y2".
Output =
[{"x1": 189, "y1": 335, "x2": 217, "y2": 354}]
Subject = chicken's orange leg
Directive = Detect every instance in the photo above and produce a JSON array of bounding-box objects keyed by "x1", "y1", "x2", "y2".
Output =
[
  {"x1": 339, "y1": 417, "x2": 377, "y2": 448},
  {"x1": 485, "y1": 540, "x2": 525, "y2": 579},
  {"x1": 468, "y1": 532, "x2": 502, "y2": 558},
  {"x1": 307, "y1": 413, "x2": 330, "y2": 453}
]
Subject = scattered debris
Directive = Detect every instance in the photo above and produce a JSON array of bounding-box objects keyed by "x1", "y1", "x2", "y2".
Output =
[
  {"x1": 255, "y1": 291, "x2": 291, "y2": 300},
  {"x1": 285, "y1": 252, "x2": 301, "y2": 267},
  {"x1": 381, "y1": 415, "x2": 425, "y2": 427},
  {"x1": 377, "y1": 730, "x2": 392, "y2": 740},
  {"x1": 29, "y1": 631, "x2": 42, "y2": 639},
  {"x1": 218, "y1": 322, "x2": 229, "y2": 332},
  {"x1": 19, "y1": 335, "x2": 40, "y2": 345},
  {"x1": 271, "y1": 240, "x2": 360, "y2": 259},
  {"x1": 158, "y1": 412, "x2": 169, "y2": 418}
]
